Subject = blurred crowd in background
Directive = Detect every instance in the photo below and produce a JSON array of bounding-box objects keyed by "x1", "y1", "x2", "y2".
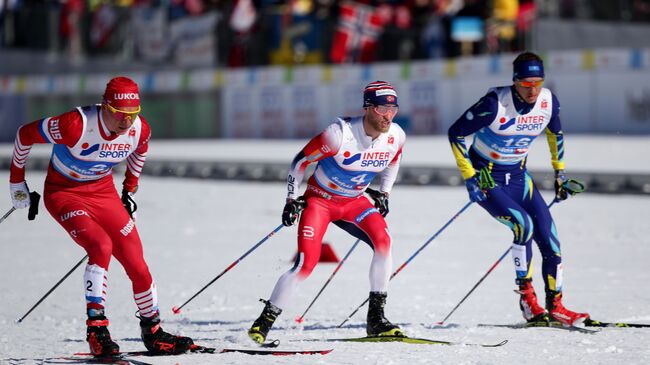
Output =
[{"x1": 1, "y1": 0, "x2": 650, "y2": 68}]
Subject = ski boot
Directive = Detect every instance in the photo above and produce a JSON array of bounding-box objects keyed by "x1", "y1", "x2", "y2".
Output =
[
  {"x1": 366, "y1": 292, "x2": 403, "y2": 337},
  {"x1": 248, "y1": 299, "x2": 282, "y2": 344},
  {"x1": 546, "y1": 290, "x2": 589, "y2": 326},
  {"x1": 515, "y1": 278, "x2": 548, "y2": 322},
  {"x1": 140, "y1": 316, "x2": 194, "y2": 354},
  {"x1": 86, "y1": 316, "x2": 120, "y2": 357}
]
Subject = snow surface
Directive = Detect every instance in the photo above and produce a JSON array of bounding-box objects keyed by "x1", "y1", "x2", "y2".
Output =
[{"x1": 1, "y1": 137, "x2": 650, "y2": 364}]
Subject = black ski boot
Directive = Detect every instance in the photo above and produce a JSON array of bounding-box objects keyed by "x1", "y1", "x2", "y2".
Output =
[
  {"x1": 366, "y1": 292, "x2": 403, "y2": 337},
  {"x1": 140, "y1": 316, "x2": 194, "y2": 354},
  {"x1": 248, "y1": 299, "x2": 282, "y2": 344},
  {"x1": 86, "y1": 316, "x2": 120, "y2": 357}
]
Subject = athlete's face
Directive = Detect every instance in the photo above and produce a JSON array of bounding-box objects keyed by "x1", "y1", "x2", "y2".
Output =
[
  {"x1": 514, "y1": 77, "x2": 544, "y2": 104},
  {"x1": 364, "y1": 104, "x2": 398, "y2": 137},
  {"x1": 102, "y1": 103, "x2": 140, "y2": 135}
]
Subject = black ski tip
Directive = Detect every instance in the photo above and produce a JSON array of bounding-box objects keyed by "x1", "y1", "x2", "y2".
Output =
[
  {"x1": 189, "y1": 344, "x2": 217, "y2": 353},
  {"x1": 260, "y1": 339, "x2": 281, "y2": 348},
  {"x1": 479, "y1": 322, "x2": 599, "y2": 334},
  {"x1": 491, "y1": 340, "x2": 509, "y2": 347},
  {"x1": 584, "y1": 318, "x2": 650, "y2": 328}
]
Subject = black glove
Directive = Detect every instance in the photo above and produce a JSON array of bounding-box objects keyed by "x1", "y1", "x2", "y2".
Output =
[
  {"x1": 366, "y1": 188, "x2": 389, "y2": 217},
  {"x1": 28, "y1": 191, "x2": 40, "y2": 221},
  {"x1": 282, "y1": 197, "x2": 307, "y2": 226},
  {"x1": 554, "y1": 170, "x2": 568, "y2": 201},
  {"x1": 121, "y1": 189, "x2": 138, "y2": 219}
]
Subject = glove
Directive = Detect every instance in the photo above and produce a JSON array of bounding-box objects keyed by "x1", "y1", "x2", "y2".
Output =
[
  {"x1": 465, "y1": 175, "x2": 487, "y2": 202},
  {"x1": 121, "y1": 189, "x2": 138, "y2": 219},
  {"x1": 366, "y1": 188, "x2": 389, "y2": 217},
  {"x1": 554, "y1": 170, "x2": 568, "y2": 201},
  {"x1": 10, "y1": 181, "x2": 31, "y2": 209},
  {"x1": 282, "y1": 197, "x2": 307, "y2": 226}
]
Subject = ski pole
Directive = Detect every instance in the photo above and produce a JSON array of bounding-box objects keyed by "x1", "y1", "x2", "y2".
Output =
[
  {"x1": 17, "y1": 254, "x2": 88, "y2": 323},
  {"x1": 436, "y1": 199, "x2": 564, "y2": 325},
  {"x1": 338, "y1": 201, "x2": 474, "y2": 328},
  {"x1": 435, "y1": 246, "x2": 513, "y2": 326},
  {"x1": 295, "y1": 239, "x2": 362, "y2": 323},
  {"x1": 173, "y1": 223, "x2": 285, "y2": 314},
  {"x1": 0, "y1": 207, "x2": 16, "y2": 225}
]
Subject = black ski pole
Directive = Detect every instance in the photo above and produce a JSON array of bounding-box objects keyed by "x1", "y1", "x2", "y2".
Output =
[
  {"x1": 17, "y1": 255, "x2": 88, "y2": 323},
  {"x1": 338, "y1": 201, "x2": 474, "y2": 328},
  {"x1": 173, "y1": 223, "x2": 285, "y2": 314},
  {"x1": 0, "y1": 207, "x2": 16, "y2": 225},
  {"x1": 435, "y1": 179, "x2": 586, "y2": 325},
  {"x1": 436, "y1": 196, "x2": 572, "y2": 325},
  {"x1": 435, "y1": 245, "x2": 514, "y2": 326},
  {"x1": 295, "y1": 239, "x2": 362, "y2": 323}
]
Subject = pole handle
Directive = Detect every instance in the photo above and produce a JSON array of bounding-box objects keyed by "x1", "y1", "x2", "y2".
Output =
[{"x1": 28, "y1": 191, "x2": 40, "y2": 221}]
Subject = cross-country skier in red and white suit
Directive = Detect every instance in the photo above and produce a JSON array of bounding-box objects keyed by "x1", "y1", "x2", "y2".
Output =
[
  {"x1": 248, "y1": 81, "x2": 407, "y2": 344},
  {"x1": 8, "y1": 77, "x2": 193, "y2": 357}
]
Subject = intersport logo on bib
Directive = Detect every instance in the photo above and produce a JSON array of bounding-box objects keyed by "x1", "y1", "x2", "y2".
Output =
[{"x1": 113, "y1": 93, "x2": 139, "y2": 100}]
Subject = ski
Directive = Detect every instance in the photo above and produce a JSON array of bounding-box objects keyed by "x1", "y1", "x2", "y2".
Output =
[
  {"x1": 73, "y1": 344, "x2": 216, "y2": 357},
  {"x1": 321, "y1": 335, "x2": 508, "y2": 348},
  {"x1": 72, "y1": 344, "x2": 331, "y2": 357},
  {"x1": 259, "y1": 339, "x2": 281, "y2": 348},
  {"x1": 478, "y1": 321, "x2": 599, "y2": 334},
  {"x1": 584, "y1": 318, "x2": 650, "y2": 328},
  {"x1": 220, "y1": 348, "x2": 333, "y2": 356},
  {"x1": 42, "y1": 355, "x2": 152, "y2": 365}
]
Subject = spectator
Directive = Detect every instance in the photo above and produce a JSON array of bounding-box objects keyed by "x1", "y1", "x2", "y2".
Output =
[
  {"x1": 515, "y1": 0, "x2": 535, "y2": 51},
  {"x1": 419, "y1": 0, "x2": 453, "y2": 59},
  {"x1": 452, "y1": 0, "x2": 487, "y2": 57},
  {"x1": 486, "y1": 0, "x2": 518, "y2": 53},
  {"x1": 60, "y1": 0, "x2": 85, "y2": 64}
]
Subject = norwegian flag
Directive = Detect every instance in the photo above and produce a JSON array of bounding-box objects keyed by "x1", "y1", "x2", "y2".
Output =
[
  {"x1": 330, "y1": 1, "x2": 386, "y2": 63},
  {"x1": 90, "y1": 4, "x2": 117, "y2": 49}
]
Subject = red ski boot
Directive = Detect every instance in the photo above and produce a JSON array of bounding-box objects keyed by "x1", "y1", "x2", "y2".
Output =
[
  {"x1": 515, "y1": 279, "x2": 548, "y2": 322},
  {"x1": 546, "y1": 290, "x2": 590, "y2": 326}
]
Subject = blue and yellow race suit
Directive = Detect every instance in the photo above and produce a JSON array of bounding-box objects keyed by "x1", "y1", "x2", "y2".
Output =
[{"x1": 448, "y1": 85, "x2": 567, "y2": 293}]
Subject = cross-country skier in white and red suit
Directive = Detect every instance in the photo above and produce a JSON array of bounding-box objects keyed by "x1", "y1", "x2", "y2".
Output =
[
  {"x1": 248, "y1": 81, "x2": 407, "y2": 344},
  {"x1": 8, "y1": 76, "x2": 194, "y2": 357}
]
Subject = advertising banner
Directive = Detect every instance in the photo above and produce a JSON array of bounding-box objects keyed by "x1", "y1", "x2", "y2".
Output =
[
  {"x1": 4, "y1": 48, "x2": 650, "y2": 138},
  {"x1": 595, "y1": 71, "x2": 650, "y2": 133},
  {"x1": 0, "y1": 95, "x2": 26, "y2": 142},
  {"x1": 132, "y1": 7, "x2": 170, "y2": 63},
  {"x1": 170, "y1": 12, "x2": 219, "y2": 67},
  {"x1": 289, "y1": 66, "x2": 329, "y2": 137}
]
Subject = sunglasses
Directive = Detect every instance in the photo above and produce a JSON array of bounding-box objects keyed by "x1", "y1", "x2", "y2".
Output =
[
  {"x1": 105, "y1": 103, "x2": 141, "y2": 120},
  {"x1": 371, "y1": 105, "x2": 399, "y2": 116},
  {"x1": 516, "y1": 79, "x2": 544, "y2": 88}
]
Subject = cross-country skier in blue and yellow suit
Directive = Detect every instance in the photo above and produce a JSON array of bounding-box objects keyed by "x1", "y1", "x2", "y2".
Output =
[{"x1": 448, "y1": 52, "x2": 589, "y2": 326}]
